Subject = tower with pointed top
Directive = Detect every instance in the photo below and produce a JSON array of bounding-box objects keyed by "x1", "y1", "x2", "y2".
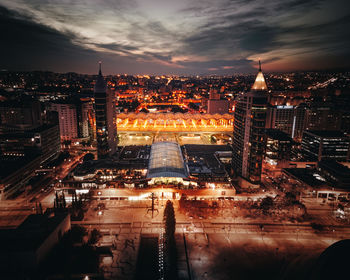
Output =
[
  {"x1": 232, "y1": 61, "x2": 268, "y2": 185},
  {"x1": 94, "y1": 62, "x2": 117, "y2": 159}
]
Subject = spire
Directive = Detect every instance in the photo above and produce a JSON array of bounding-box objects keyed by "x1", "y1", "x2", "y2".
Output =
[
  {"x1": 94, "y1": 61, "x2": 106, "y2": 93},
  {"x1": 98, "y1": 61, "x2": 102, "y2": 76},
  {"x1": 251, "y1": 60, "x2": 267, "y2": 91}
]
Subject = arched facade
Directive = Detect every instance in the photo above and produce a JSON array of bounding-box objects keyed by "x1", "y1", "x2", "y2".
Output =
[{"x1": 117, "y1": 112, "x2": 233, "y2": 132}]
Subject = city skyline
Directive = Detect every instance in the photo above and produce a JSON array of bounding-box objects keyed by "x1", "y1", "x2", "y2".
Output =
[
  {"x1": 1, "y1": 0, "x2": 350, "y2": 75},
  {"x1": 1, "y1": 1, "x2": 350, "y2": 279}
]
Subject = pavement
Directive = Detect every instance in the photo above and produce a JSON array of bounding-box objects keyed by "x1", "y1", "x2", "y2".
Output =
[{"x1": 73, "y1": 198, "x2": 350, "y2": 280}]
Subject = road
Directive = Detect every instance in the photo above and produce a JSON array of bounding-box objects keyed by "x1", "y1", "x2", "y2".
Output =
[{"x1": 0, "y1": 152, "x2": 86, "y2": 213}]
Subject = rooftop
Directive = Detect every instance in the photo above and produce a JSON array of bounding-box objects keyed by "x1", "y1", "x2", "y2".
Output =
[
  {"x1": 147, "y1": 142, "x2": 187, "y2": 178},
  {"x1": 0, "y1": 213, "x2": 69, "y2": 252},
  {"x1": 0, "y1": 154, "x2": 40, "y2": 180},
  {"x1": 251, "y1": 61, "x2": 268, "y2": 91},
  {"x1": 304, "y1": 130, "x2": 347, "y2": 138},
  {"x1": 318, "y1": 159, "x2": 350, "y2": 176},
  {"x1": 265, "y1": 129, "x2": 293, "y2": 142}
]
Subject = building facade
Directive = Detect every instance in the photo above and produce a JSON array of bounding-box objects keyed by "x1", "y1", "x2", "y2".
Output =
[
  {"x1": 301, "y1": 130, "x2": 349, "y2": 162},
  {"x1": 232, "y1": 61, "x2": 268, "y2": 184},
  {"x1": 306, "y1": 102, "x2": 342, "y2": 131},
  {"x1": 50, "y1": 103, "x2": 78, "y2": 140},
  {"x1": 0, "y1": 99, "x2": 42, "y2": 129},
  {"x1": 265, "y1": 129, "x2": 293, "y2": 167},
  {"x1": 0, "y1": 124, "x2": 61, "y2": 200},
  {"x1": 317, "y1": 160, "x2": 350, "y2": 190},
  {"x1": 207, "y1": 99, "x2": 229, "y2": 114},
  {"x1": 266, "y1": 104, "x2": 307, "y2": 140}
]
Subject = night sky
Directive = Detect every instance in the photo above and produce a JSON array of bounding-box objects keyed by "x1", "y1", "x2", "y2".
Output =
[{"x1": 1, "y1": 0, "x2": 350, "y2": 74}]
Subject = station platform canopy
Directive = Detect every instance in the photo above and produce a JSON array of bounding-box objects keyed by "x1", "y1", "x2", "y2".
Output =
[{"x1": 147, "y1": 142, "x2": 188, "y2": 178}]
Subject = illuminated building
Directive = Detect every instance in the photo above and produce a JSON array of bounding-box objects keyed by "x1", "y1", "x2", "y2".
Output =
[
  {"x1": 266, "y1": 104, "x2": 307, "y2": 140},
  {"x1": 0, "y1": 124, "x2": 60, "y2": 200},
  {"x1": 81, "y1": 98, "x2": 95, "y2": 140},
  {"x1": 207, "y1": 91, "x2": 229, "y2": 114},
  {"x1": 147, "y1": 142, "x2": 188, "y2": 185},
  {"x1": 232, "y1": 61, "x2": 268, "y2": 185},
  {"x1": 301, "y1": 130, "x2": 349, "y2": 162},
  {"x1": 117, "y1": 112, "x2": 233, "y2": 132},
  {"x1": 50, "y1": 103, "x2": 78, "y2": 140},
  {"x1": 94, "y1": 62, "x2": 117, "y2": 159}
]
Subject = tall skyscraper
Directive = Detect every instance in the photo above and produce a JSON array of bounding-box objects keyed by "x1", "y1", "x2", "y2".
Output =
[
  {"x1": 232, "y1": 61, "x2": 268, "y2": 184},
  {"x1": 94, "y1": 62, "x2": 117, "y2": 159}
]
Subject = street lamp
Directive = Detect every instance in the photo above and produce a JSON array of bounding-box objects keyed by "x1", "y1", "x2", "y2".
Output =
[
  {"x1": 260, "y1": 224, "x2": 264, "y2": 242},
  {"x1": 98, "y1": 210, "x2": 102, "y2": 226},
  {"x1": 296, "y1": 207, "x2": 300, "y2": 241}
]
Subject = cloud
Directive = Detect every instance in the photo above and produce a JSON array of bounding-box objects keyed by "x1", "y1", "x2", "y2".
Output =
[{"x1": 0, "y1": 0, "x2": 349, "y2": 73}]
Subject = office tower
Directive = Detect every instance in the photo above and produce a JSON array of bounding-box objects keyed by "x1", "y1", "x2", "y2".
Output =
[
  {"x1": 306, "y1": 102, "x2": 341, "y2": 131},
  {"x1": 292, "y1": 104, "x2": 307, "y2": 140},
  {"x1": 232, "y1": 61, "x2": 268, "y2": 184},
  {"x1": 81, "y1": 98, "x2": 95, "y2": 140},
  {"x1": 266, "y1": 104, "x2": 307, "y2": 140},
  {"x1": 0, "y1": 124, "x2": 60, "y2": 200},
  {"x1": 266, "y1": 105, "x2": 294, "y2": 135},
  {"x1": 50, "y1": 103, "x2": 78, "y2": 140},
  {"x1": 94, "y1": 62, "x2": 117, "y2": 159},
  {"x1": 301, "y1": 130, "x2": 349, "y2": 162}
]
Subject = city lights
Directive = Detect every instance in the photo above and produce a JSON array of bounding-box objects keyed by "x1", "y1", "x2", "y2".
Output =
[{"x1": 0, "y1": 1, "x2": 349, "y2": 279}]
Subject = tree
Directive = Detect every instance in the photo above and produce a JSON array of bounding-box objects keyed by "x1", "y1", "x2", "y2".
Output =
[
  {"x1": 83, "y1": 153, "x2": 94, "y2": 162},
  {"x1": 163, "y1": 200, "x2": 178, "y2": 280},
  {"x1": 164, "y1": 200, "x2": 176, "y2": 241},
  {"x1": 139, "y1": 108, "x2": 149, "y2": 113},
  {"x1": 89, "y1": 228, "x2": 101, "y2": 244},
  {"x1": 188, "y1": 102, "x2": 199, "y2": 110},
  {"x1": 260, "y1": 196, "x2": 274, "y2": 213}
]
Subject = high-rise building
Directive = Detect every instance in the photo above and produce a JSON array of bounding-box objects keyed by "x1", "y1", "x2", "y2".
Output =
[
  {"x1": 301, "y1": 130, "x2": 349, "y2": 162},
  {"x1": 232, "y1": 61, "x2": 268, "y2": 184},
  {"x1": 49, "y1": 98, "x2": 95, "y2": 141},
  {"x1": 0, "y1": 124, "x2": 60, "y2": 200},
  {"x1": 94, "y1": 63, "x2": 117, "y2": 159},
  {"x1": 0, "y1": 99, "x2": 42, "y2": 129},
  {"x1": 266, "y1": 104, "x2": 307, "y2": 140},
  {"x1": 0, "y1": 124, "x2": 60, "y2": 164},
  {"x1": 306, "y1": 102, "x2": 341, "y2": 131},
  {"x1": 81, "y1": 98, "x2": 95, "y2": 140},
  {"x1": 266, "y1": 105, "x2": 294, "y2": 135},
  {"x1": 49, "y1": 103, "x2": 78, "y2": 140}
]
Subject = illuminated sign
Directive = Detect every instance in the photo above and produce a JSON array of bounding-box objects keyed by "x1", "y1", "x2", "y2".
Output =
[{"x1": 276, "y1": 105, "x2": 293, "y2": 109}]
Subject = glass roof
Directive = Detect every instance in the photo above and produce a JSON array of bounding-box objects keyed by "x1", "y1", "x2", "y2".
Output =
[{"x1": 147, "y1": 142, "x2": 188, "y2": 178}]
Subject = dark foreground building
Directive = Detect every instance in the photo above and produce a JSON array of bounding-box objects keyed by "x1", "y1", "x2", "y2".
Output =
[{"x1": 0, "y1": 213, "x2": 70, "y2": 272}]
